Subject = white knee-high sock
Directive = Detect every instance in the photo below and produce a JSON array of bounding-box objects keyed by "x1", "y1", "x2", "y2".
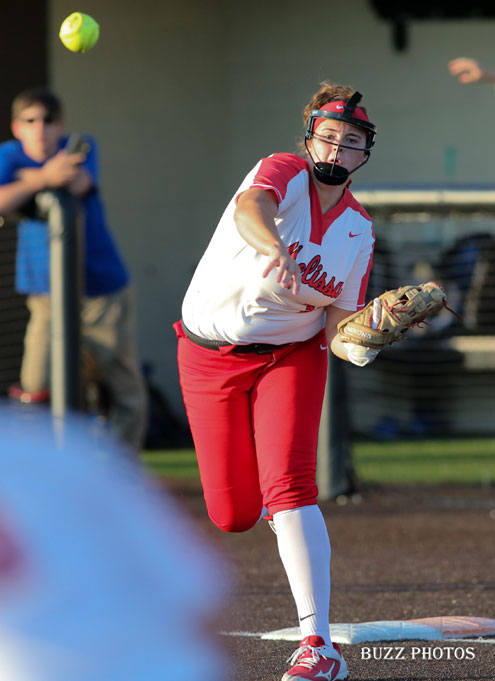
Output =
[{"x1": 273, "y1": 505, "x2": 332, "y2": 645}]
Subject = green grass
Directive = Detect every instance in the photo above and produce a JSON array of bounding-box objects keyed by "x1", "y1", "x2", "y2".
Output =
[
  {"x1": 141, "y1": 437, "x2": 495, "y2": 485},
  {"x1": 353, "y1": 437, "x2": 495, "y2": 484},
  {"x1": 141, "y1": 449, "x2": 199, "y2": 478}
]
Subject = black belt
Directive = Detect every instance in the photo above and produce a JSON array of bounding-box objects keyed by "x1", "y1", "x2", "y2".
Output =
[{"x1": 182, "y1": 321, "x2": 289, "y2": 355}]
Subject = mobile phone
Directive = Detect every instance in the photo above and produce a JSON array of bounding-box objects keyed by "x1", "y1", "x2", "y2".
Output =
[{"x1": 66, "y1": 134, "x2": 90, "y2": 155}]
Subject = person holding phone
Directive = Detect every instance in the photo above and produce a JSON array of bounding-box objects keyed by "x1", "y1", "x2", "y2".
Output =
[{"x1": 0, "y1": 88, "x2": 147, "y2": 453}]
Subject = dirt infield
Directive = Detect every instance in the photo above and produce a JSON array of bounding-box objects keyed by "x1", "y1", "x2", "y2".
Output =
[{"x1": 163, "y1": 479, "x2": 495, "y2": 681}]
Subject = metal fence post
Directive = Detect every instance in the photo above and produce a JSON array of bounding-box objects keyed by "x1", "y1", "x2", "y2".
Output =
[
  {"x1": 317, "y1": 354, "x2": 357, "y2": 499},
  {"x1": 35, "y1": 190, "x2": 82, "y2": 418}
]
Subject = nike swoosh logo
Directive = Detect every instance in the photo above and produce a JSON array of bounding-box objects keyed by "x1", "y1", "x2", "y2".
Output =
[
  {"x1": 315, "y1": 665, "x2": 337, "y2": 679},
  {"x1": 320, "y1": 345, "x2": 328, "y2": 351},
  {"x1": 299, "y1": 613, "x2": 315, "y2": 621},
  {"x1": 349, "y1": 232, "x2": 362, "y2": 238}
]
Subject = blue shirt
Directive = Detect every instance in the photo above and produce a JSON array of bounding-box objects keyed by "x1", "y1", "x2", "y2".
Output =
[{"x1": 0, "y1": 136, "x2": 129, "y2": 296}]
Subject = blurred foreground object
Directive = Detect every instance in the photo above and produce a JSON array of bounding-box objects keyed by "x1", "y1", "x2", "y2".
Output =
[{"x1": 0, "y1": 403, "x2": 228, "y2": 681}]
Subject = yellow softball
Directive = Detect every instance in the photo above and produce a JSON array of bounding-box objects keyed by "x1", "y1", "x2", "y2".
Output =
[{"x1": 59, "y1": 12, "x2": 100, "y2": 53}]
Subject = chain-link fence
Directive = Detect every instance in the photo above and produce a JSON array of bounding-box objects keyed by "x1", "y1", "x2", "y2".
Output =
[
  {"x1": 318, "y1": 188, "x2": 495, "y2": 497},
  {"x1": 0, "y1": 216, "x2": 28, "y2": 394},
  {"x1": 350, "y1": 187, "x2": 495, "y2": 439}
]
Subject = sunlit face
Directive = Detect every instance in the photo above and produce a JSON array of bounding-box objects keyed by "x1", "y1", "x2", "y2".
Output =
[
  {"x1": 307, "y1": 119, "x2": 368, "y2": 173},
  {"x1": 11, "y1": 104, "x2": 64, "y2": 162}
]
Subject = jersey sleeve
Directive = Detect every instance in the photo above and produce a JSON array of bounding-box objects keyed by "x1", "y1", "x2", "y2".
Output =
[
  {"x1": 250, "y1": 153, "x2": 307, "y2": 204},
  {"x1": 235, "y1": 153, "x2": 308, "y2": 217}
]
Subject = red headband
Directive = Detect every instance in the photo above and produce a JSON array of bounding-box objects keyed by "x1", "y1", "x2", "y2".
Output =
[{"x1": 314, "y1": 100, "x2": 370, "y2": 130}]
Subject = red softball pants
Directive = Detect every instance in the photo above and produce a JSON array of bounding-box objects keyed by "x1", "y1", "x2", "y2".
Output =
[{"x1": 175, "y1": 321, "x2": 328, "y2": 532}]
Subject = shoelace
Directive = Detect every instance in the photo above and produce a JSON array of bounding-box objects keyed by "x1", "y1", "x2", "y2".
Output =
[{"x1": 287, "y1": 644, "x2": 330, "y2": 670}]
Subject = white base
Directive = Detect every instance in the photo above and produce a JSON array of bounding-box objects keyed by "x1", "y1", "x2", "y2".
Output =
[{"x1": 259, "y1": 617, "x2": 495, "y2": 643}]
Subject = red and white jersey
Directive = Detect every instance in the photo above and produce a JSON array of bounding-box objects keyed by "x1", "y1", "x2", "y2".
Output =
[{"x1": 182, "y1": 153, "x2": 374, "y2": 344}]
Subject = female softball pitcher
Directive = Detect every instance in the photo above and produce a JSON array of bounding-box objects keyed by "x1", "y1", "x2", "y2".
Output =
[{"x1": 174, "y1": 81, "x2": 378, "y2": 681}]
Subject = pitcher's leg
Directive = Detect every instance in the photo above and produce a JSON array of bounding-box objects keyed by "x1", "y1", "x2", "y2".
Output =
[
  {"x1": 253, "y1": 333, "x2": 335, "y2": 647},
  {"x1": 252, "y1": 331, "x2": 328, "y2": 514},
  {"x1": 273, "y1": 505, "x2": 331, "y2": 642},
  {"x1": 177, "y1": 336, "x2": 263, "y2": 532}
]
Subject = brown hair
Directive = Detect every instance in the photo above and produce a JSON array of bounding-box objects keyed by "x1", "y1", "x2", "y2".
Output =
[
  {"x1": 298, "y1": 81, "x2": 369, "y2": 153},
  {"x1": 11, "y1": 88, "x2": 63, "y2": 121}
]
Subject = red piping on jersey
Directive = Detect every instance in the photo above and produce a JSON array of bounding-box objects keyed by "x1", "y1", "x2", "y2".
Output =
[
  {"x1": 248, "y1": 184, "x2": 283, "y2": 204},
  {"x1": 356, "y1": 247, "x2": 374, "y2": 309},
  {"x1": 308, "y1": 171, "x2": 371, "y2": 246}
]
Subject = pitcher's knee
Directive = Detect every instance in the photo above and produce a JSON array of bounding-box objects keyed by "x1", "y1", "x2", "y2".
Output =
[{"x1": 207, "y1": 508, "x2": 261, "y2": 533}]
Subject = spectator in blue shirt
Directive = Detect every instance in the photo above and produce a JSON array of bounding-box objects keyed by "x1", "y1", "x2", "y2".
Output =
[{"x1": 0, "y1": 88, "x2": 147, "y2": 453}]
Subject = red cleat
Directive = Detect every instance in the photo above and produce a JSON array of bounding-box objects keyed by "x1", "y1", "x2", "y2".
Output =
[
  {"x1": 8, "y1": 384, "x2": 50, "y2": 404},
  {"x1": 282, "y1": 636, "x2": 349, "y2": 681}
]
